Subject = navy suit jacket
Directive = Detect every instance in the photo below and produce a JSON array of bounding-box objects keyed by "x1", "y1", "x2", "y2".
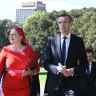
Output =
[
  {"x1": 44, "y1": 33, "x2": 88, "y2": 93},
  {"x1": 87, "y1": 61, "x2": 96, "y2": 95}
]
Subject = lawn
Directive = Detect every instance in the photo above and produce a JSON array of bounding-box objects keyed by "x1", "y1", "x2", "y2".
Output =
[{"x1": 39, "y1": 67, "x2": 47, "y2": 87}]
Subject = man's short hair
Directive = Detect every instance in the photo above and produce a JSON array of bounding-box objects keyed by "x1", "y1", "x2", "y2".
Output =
[
  {"x1": 57, "y1": 13, "x2": 73, "y2": 23},
  {"x1": 86, "y1": 48, "x2": 93, "y2": 54}
]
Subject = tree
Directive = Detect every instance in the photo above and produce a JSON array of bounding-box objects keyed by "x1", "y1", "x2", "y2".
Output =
[
  {"x1": 0, "y1": 19, "x2": 20, "y2": 49},
  {"x1": 23, "y1": 8, "x2": 96, "y2": 61},
  {"x1": 23, "y1": 11, "x2": 52, "y2": 52}
]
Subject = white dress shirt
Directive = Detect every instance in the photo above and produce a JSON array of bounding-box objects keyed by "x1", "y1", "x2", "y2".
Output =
[{"x1": 88, "y1": 61, "x2": 92, "y2": 74}]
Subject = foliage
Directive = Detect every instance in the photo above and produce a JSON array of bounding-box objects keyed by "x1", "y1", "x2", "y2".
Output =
[
  {"x1": 71, "y1": 7, "x2": 96, "y2": 51},
  {"x1": 23, "y1": 10, "x2": 59, "y2": 65},
  {"x1": 0, "y1": 19, "x2": 21, "y2": 50},
  {"x1": 23, "y1": 8, "x2": 96, "y2": 61},
  {"x1": 0, "y1": 7, "x2": 96, "y2": 60},
  {"x1": 23, "y1": 10, "x2": 67, "y2": 52}
]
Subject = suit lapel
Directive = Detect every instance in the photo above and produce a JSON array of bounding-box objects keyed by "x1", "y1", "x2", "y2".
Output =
[
  {"x1": 55, "y1": 34, "x2": 62, "y2": 60},
  {"x1": 55, "y1": 34, "x2": 75, "y2": 65},
  {"x1": 90, "y1": 62, "x2": 94, "y2": 75},
  {"x1": 65, "y1": 34, "x2": 73, "y2": 64}
]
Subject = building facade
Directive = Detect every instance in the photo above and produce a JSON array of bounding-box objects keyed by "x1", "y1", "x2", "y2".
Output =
[{"x1": 16, "y1": 1, "x2": 46, "y2": 24}]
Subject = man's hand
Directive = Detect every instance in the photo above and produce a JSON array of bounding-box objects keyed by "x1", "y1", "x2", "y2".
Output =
[
  {"x1": 57, "y1": 63, "x2": 67, "y2": 76},
  {"x1": 57, "y1": 63, "x2": 74, "y2": 77},
  {"x1": 64, "y1": 68, "x2": 74, "y2": 77}
]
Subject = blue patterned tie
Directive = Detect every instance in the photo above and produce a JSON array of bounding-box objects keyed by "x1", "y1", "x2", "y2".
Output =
[{"x1": 61, "y1": 37, "x2": 67, "y2": 64}]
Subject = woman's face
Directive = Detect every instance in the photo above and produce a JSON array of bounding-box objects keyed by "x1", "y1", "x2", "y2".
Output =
[{"x1": 9, "y1": 29, "x2": 22, "y2": 44}]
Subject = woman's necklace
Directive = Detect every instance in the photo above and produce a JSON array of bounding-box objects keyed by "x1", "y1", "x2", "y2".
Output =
[{"x1": 11, "y1": 45, "x2": 25, "y2": 51}]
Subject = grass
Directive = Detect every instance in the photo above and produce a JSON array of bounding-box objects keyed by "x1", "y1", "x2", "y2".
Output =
[
  {"x1": 40, "y1": 67, "x2": 47, "y2": 73},
  {"x1": 39, "y1": 67, "x2": 47, "y2": 87}
]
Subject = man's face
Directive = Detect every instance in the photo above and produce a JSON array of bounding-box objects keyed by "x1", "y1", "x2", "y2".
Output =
[
  {"x1": 87, "y1": 52, "x2": 93, "y2": 63},
  {"x1": 57, "y1": 16, "x2": 73, "y2": 34}
]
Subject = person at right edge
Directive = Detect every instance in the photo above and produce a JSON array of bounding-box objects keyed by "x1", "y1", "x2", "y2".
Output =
[
  {"x1": 86, "y1": 48, "x2": 96, "y2": 96},
  {"x1": 43, "y1": 13, "x2": 88, "y2": 96}
]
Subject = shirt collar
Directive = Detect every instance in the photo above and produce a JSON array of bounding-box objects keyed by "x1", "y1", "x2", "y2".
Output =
[
  {"x1": 89, "y1": 61, "x2": 92, "y2": 65},
  {"x1": 61, "y1": 33, "x2": 71, "y2": 39}
]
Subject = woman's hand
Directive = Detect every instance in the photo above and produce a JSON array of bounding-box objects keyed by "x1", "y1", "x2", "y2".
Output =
[{"x1": 22, "y1": 68, "x2": 39, "y2": 77}]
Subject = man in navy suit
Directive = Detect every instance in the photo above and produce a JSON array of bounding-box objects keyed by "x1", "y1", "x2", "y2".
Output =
[
  {"x1": 43, "y1": 13, "x2": 88, "y2": 96},
  {"x1": 86, "y1": 48, "x2": 96, "y2": 96}
]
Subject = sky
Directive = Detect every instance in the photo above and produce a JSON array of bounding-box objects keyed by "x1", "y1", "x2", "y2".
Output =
[{"x1": 0, "y1": 0, "x2": 96, "y2": 22}]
